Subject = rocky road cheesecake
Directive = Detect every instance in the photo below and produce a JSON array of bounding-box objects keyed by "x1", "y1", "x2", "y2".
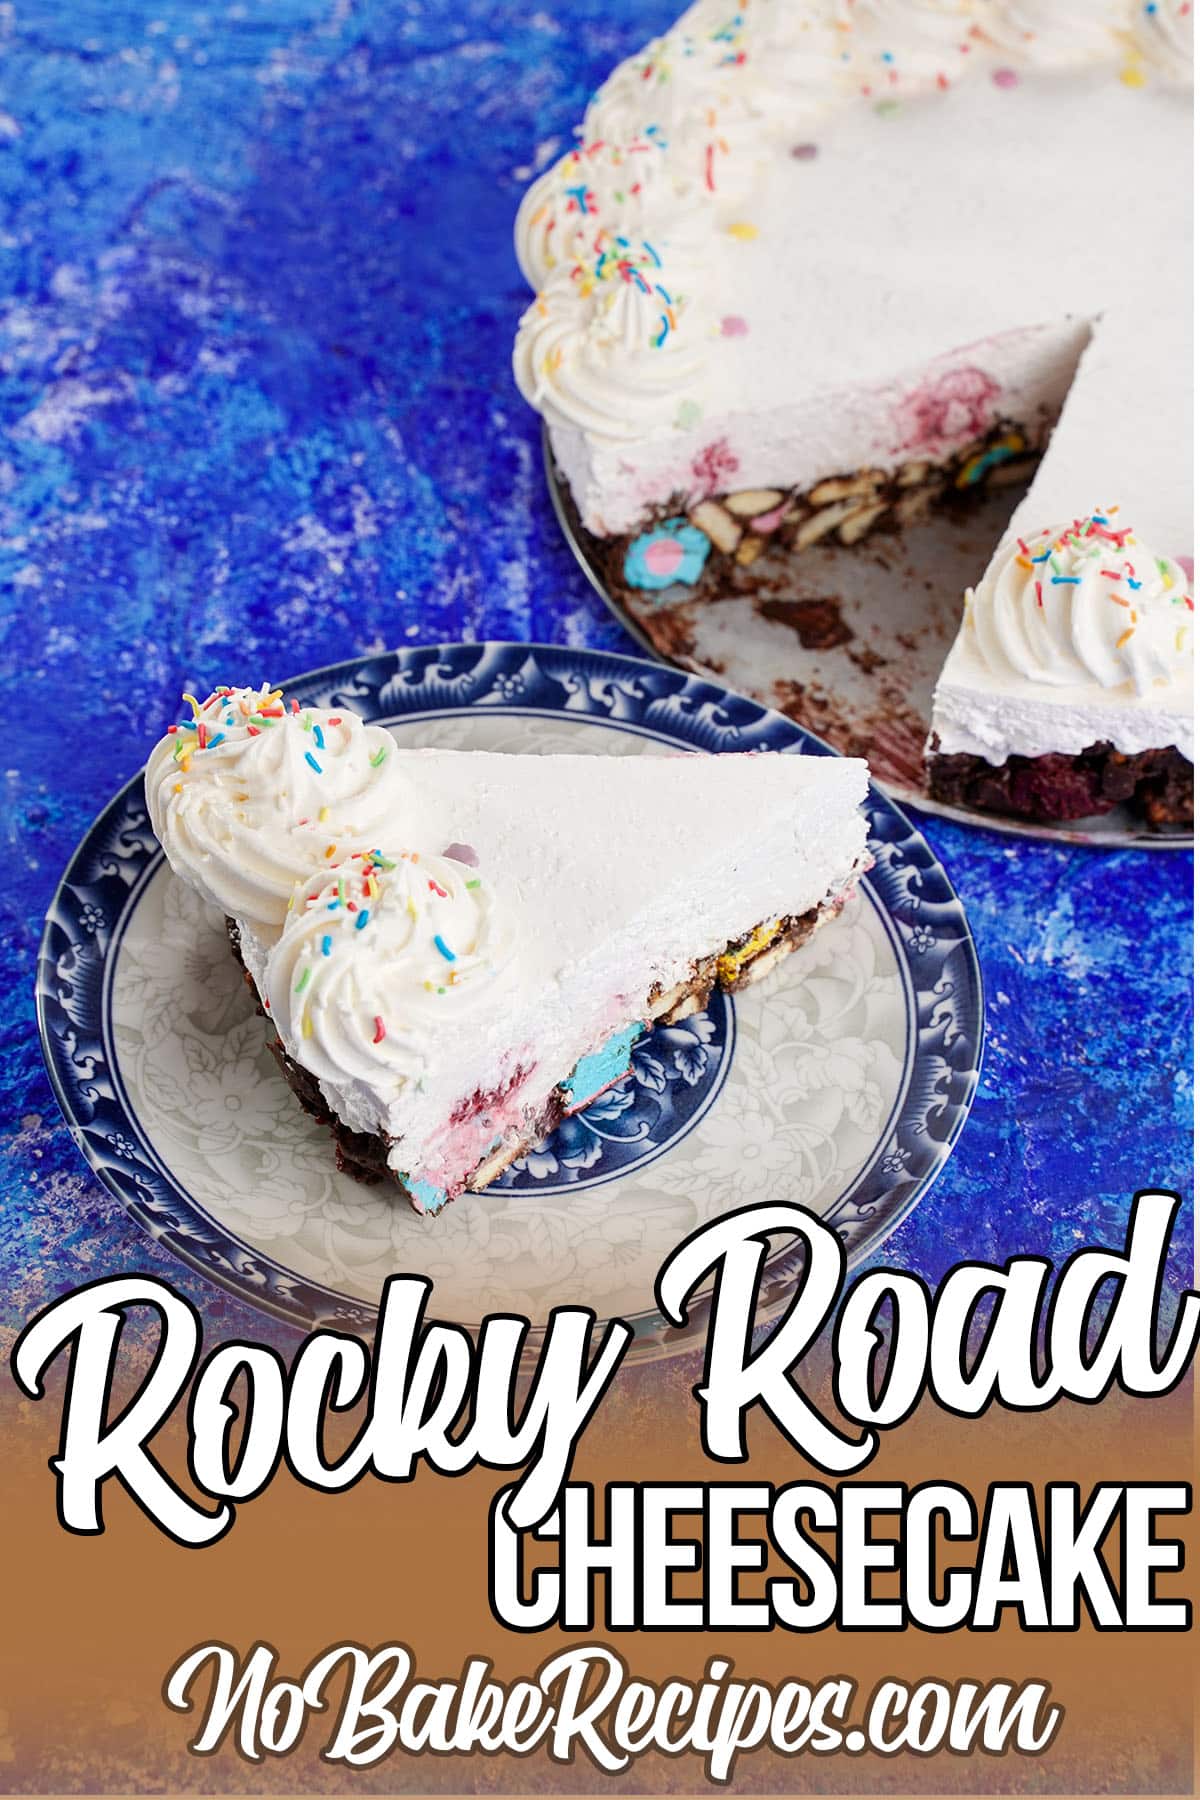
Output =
[
  {"x1": 146, "y1": 685, "x2": 870, "y2": 1214},
  {"x1": 512, "y1": 0, "x2": 1193, "y2": 826}
]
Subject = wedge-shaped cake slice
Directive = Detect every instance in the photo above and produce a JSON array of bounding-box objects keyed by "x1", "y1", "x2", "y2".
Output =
[
  {"x1": 147, "y1": 686, "x2": 869, "y2": 1214},
  {"x1": 926, "y1": 312, "x2": 1194, "y2": 827}
]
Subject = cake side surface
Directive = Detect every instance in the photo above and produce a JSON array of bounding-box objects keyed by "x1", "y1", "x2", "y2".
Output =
[
  {"x1": 926, "y1": 741, "x2": 1193, "y2": 826},
  {"x1": 546, "y1": 319, "x2": 1086, "y2": 546},
  {"x1": 234, "y1": 883, "x2": 862, "y2": 1207},
  {"x1": 254, "y1": 746, "x2": 871, "y2": 1209}
]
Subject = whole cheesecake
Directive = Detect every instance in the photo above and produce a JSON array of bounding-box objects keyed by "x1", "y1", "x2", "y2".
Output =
[{"x1": 512, "y1": 0, "x2": 1193, "y2": 826}]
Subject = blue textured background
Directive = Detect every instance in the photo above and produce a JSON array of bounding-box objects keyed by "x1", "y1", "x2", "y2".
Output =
[{"x1": 0, "y1": 0, "x2": 1193, "y2": 1356}]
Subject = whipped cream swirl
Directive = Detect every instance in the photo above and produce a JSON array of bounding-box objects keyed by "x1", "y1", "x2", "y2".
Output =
[
  {"x1": 265, "y1": 847, "x2": 515, "y2": 1094},
  {"x1": 837, "y1": 0, "x2": 981, "y2": 95},
  {"x1": 584, "y1": 0, "x2": 753, "y2": 125},
  {"x1": 583, "y1": 30, "x2": 724, "y2": 147},
  {"x1": 981, "y1": 0, "x2": 1131, "y2": 66},
  {"x1": 1127, "y1": 0, "x2": 1193, "y2": 84},
  {"x1": 145, "y1": 684, "x2": 404, "y2": 929},
  {"x1": 515, "y1": 132, "x2": 679, "y2": 290},
  {"x1": 967, "y1": 512, "x2": 1194, "y2": 695},
  {"x1": 514, "y1": 7, "x2": 766, "y2": 293},
  {"x1": 514, "y1": 233, "x2": 707, "y2": 439}
]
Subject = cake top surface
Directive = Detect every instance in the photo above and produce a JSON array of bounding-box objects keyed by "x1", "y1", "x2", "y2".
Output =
[{"x1": 147, "y1": 689, "x2": 871, "y2": 973}]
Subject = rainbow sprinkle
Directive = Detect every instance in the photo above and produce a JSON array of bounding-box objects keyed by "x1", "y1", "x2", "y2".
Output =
[{"x1": 1011, "y1": 510, "x2": 1194, "y2": 664}]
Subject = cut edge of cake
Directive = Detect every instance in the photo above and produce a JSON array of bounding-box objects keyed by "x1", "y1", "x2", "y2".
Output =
[{"x1": 226, "y1": 877, "x2": 863, "y2": 1212}]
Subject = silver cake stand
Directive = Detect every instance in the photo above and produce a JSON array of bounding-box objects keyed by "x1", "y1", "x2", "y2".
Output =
[{"x1": 544, "y1": 428, "x2": 1192, "y2": 851}]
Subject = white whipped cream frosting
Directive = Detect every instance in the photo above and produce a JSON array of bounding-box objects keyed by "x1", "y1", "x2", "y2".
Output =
[
  {"x1": 967, "y1": 512, "x2": 1194, "y2": 696},
  {"x1": 931, "y1": 509, "x2": 1195, "y2": 763},
  {"x1": 265, "y1": 848, "x2": 516, "y2": 1095},
  {"x1": 513, "y1": 0, "x2": 1188, "y2": 449},
  {"x1": 514, "y1": 133, "x2": 683, "y2": 291},
  {"x1": 514, "y1": 233, "x2": 708, "y2": 439},
  {"x1": 145, "y1": 684, "x2": 405, "y2": 929}
]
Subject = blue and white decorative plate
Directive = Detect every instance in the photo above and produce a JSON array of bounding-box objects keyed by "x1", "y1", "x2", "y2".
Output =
[{"x1": 37, "y1": 643, "x2": 984, "y2": 1358}]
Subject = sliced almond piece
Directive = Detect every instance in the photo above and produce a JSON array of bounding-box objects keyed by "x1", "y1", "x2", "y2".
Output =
[
  {"x1": 735, "y1": 534, "x2": 765, "y2": 566},
  {"x1": 896, "y1": 460, "x2": 930, "y2": 488},
  {"x1": 652, "y1": 958, "x2": 717, "y2": 1024},
  {"x1": 688, "y1": 500, "x2": 742, "y2": 554},
  {"x1": 467, "y1": 1138, "x2": 523, "y2": 1192},
  {"x1": 660, "y1": 987, "x2": 707, "y2": 1023},
  {"x1": 892, "y1": 485, "x2": 935, "y2": 527},
  {"x1": 837, "y1": 501, "x2": 889, "y2": 545},
  {"x1": 808, "y1": 470, "x2": 883, "y2": 506},
  {"x1": 792, "y1": 498, "x2": 862, "y2": 551},
  {"x1": 724, "y1": 487, "x2": 785, "y2": 518}
]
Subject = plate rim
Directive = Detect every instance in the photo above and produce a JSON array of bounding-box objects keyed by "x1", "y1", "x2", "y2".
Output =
[
  {"x1": 35, "y1": 639, "x2": 986, "y2": 1354},
  {"x1": 541, "y1": 426, "x2": 1193, "y2": 854}
]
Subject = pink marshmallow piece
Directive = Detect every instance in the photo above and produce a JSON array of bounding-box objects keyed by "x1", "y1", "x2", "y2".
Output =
[{"x1": 644, "y1": 537, "x2": 685, "y2": 577}]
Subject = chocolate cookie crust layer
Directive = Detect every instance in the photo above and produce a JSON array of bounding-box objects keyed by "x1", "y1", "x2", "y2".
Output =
[{"x1": 926, "y1": 740, "x2": 1193, "y2": 828}]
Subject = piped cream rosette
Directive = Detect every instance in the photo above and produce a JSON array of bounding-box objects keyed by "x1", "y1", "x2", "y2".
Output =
[
  {"x1": 264, "y1": 847, "x2": 517, "y2": 1097},
  {"x1": 514, "y1": 230, "x2": 710, "y2": 441},
  {"x1": 145, "y1": 684, "x2": 406, "y2": 929},
  {"x1": 966, "y1": 510, "x2": 1194, "y2": 696}
]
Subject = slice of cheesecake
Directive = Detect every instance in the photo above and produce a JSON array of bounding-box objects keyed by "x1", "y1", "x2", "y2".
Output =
[
  {"x1": 926, "y1": 284, "x2": 1194, "y2": 828},
  {"x1": 147, "y1": 687, "x2": 870, "y2": 1214}
]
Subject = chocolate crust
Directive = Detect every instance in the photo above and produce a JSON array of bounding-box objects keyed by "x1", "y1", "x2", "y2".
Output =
[
  {"x1": 926, "y1": 740, "x2": 1194, "y2": 828},
  {"x1": 226, "y1": 895, "x2": 848, "y2": 1202}
]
